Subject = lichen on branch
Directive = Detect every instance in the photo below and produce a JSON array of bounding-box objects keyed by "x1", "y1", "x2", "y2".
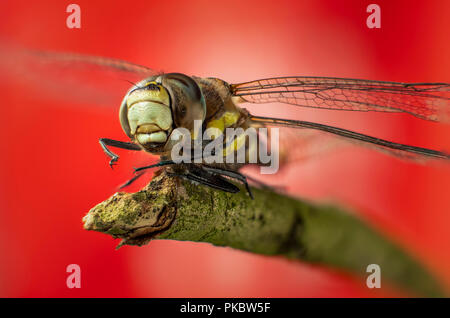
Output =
[{"x1": 83, "y1": 171, "x2": 445, "y2": 297}]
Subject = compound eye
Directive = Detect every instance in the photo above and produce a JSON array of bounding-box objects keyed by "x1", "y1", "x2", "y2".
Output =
[
  {"x1": 119, "y1": 97, "x2": 132, "y2": 138},
  {"x1": 162, "y1": 73, "x2": 206, "y2": 131}
]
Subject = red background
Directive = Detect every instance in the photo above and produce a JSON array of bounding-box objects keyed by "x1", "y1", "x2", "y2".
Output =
[{"x1": 0, "y1": 0, "x2": 449, "y2": 297}]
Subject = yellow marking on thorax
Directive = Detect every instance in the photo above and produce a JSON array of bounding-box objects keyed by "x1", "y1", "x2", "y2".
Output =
[
  {"x1": 205, "y1": 111, "x2": 248, "y2": 157},
  {"x1": 206, "y1": 111, "x2": 240, "y2": 136},
  {"x1": 223, "y1": 133, "x2": 247, "y2": 157}
]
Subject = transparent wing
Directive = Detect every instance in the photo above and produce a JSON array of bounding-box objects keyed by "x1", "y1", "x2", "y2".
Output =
[
  {"x1": 231, "y1": 76, "x2": 450, "y2": 122},
  {"x1": 0, "y1": 42, "x2": 157, "y2": 108},
  {"x1": 250, "y1": 115, "x2": 450, "y2": 163},
  {"x1": 273, "y1": 127, "x2": 349, "y2": 164}
]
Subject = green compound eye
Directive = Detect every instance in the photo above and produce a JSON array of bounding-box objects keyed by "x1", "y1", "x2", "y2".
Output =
[{"x1": 161, "y1": 73, "x2": 206, "y2": 132}]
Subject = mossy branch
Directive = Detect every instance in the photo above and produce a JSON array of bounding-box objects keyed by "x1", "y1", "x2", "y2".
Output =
[{"x1": 83, "y1": 171, "x2": 445, "y2": 297}]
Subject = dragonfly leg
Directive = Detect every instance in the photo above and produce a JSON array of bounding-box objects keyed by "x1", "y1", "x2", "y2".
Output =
[
  {"x1": 118, "y1": 171, "x2": 147, "y2": 189},
  {"x1": 201, "y1": 166, "x2": 254, "y2": 199},
  {"x1": 120, "y1": 160, "x2": 175, "y2": 190},
  {"x1": 134, "y1": 160, "x2": 176, "y2": 173},
  {"x1": 168, "y1": 167, "x2": 240, "y2": 195},
  {"x1": 132, "y1": 162, "x2": 253, "y2": 199},
  {"x1": 99, "y1": 138, "x2": 141, "y2": 168}
]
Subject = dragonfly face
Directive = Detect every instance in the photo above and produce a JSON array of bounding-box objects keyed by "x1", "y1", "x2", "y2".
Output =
[{"x1": 119, "y1": 73, "x2": 206, "y2": 154}]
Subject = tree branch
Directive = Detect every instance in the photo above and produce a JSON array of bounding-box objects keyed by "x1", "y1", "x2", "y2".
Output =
[{"x1": 83, "y1": 171, "x2": 445, "y2": 297}]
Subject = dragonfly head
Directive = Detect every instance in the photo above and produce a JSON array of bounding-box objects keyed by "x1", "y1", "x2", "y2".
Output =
[{"x1": 120, "y1": 73, "x2": 206, "y2": 153}]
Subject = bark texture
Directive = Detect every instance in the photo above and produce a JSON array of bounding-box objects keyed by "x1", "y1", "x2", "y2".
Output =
[{"x1": 83, "y1": 172, "x2": 445, "y2": 297}]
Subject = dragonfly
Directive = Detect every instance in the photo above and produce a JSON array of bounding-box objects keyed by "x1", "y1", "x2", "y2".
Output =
[{"x1": 5, "y1": 47, "x2": 449, "y2": 198}]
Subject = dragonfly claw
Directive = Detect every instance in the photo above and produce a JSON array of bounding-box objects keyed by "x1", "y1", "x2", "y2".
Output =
[{"x1": 109, "y1": 157, "x2": 119, "y2": 169}]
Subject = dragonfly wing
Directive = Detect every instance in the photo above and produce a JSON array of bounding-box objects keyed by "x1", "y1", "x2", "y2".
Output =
[
  {"x1": 271, "y1": 127, "x2": 349, "y2": 165},
  {"x1": 0, "y1": 42, "x2": 157, "y2": 108},
  {"x1": 250, "y1": 115, "x2": 450, "y2": 163},
  {"x1": 231, "y1": 76, "x2": 450, "y2": 122}
]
